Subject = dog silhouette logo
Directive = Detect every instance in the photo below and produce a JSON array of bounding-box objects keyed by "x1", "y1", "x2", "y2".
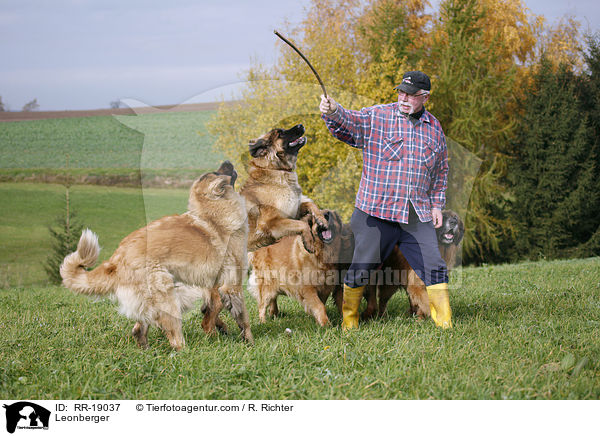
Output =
[{"x1": 3, "y1": 402, "x2": 50, "y2": 434}]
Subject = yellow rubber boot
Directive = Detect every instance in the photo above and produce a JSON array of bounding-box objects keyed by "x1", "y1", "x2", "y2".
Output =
[
  {"x1": 341, "y1": 285, "x2": 365, "y2": 330},
  {"x1": 426, "y1": 283, "x2": 452, "y2": 329}
]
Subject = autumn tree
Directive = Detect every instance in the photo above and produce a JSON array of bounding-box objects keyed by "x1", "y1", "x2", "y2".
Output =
[
  {"x1": 208, "y1": 0, "x2": 586, "y2": 263},
  {"x1": 418, "y1": 0, "x2": 529, "y2": 261},
  {"x1": 210, "y1": 0, "x2": 438, "y2": 219},
  {"x1": 533, "y1": 16, "x2": 584, "y2": 72},
  {"x1": 209, "y1": 0, "x2": 372, "y2": 218},
  {"x1": 354, "y1": 0, "x2": 430, "y2": 101}
]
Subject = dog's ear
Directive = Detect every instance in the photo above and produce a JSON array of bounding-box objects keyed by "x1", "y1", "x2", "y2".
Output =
[
  {"x1": 249, "y1": 138, "x2": 268, "y2": 157},
  {"x1": 455, "y1": 217, "x2": 465, "y2": 245},
  {"x1": 207, "y1": 177, "x2": 227, "y2": 199}
]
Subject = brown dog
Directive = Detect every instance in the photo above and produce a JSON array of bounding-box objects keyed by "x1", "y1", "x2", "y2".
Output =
[
  {"x1": 361, "y1": 210, "x2": 464, "y2": 320},
  {"x1": 241, "y1": 124, "x2": 327, "y2": 253},
  {"x1": 60, "y1": 161, "x2": 253, "y2": 349},
  {"x1": 248, "y1": 210, "x2": 353, "y2": 326}
]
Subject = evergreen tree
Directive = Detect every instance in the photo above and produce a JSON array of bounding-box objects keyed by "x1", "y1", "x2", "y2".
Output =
[
  {"x1": 571, "y1": 33, "x2": 600, "y2": 257},
  {"x1": 44, "y1": 157, "x2": 85, "y2": 284},
  {"x1": 510, "y1": 55, "x2": 600, "y2": 259}
]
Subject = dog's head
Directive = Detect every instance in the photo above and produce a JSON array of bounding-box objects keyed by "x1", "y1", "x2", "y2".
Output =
[
  {"x1": 304, "y1": 210, "x2": 354, "y2": 264},
  {"x1": 436, "y1": 210, "x2": 464, "y2": 246},
  {"x1": 189, "y1": 160, "x2": 241, "y2": 209},
  {"x1": 248, "y1": 124, "x2": 306, "y2": 171}
]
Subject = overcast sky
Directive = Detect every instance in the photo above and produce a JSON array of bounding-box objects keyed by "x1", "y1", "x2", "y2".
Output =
[{"x1": 1, "y1": 0, "x2": 598, "y2": 111}]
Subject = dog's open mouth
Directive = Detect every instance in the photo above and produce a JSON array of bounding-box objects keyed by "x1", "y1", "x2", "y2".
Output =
[
  {"x1": 288, "y1": 136, "x2": 306, "y2": 149},
  {"x1": 441, "y1": 232, "x2": 454, "y2": 244},
  {"x1": 318, "y1": 227, "x2": 334, "y2": 244}
]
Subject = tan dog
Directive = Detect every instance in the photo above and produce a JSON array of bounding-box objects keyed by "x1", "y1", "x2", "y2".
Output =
[
  {"x1": 248, "y1": 210, "x2": 353, "y2": 326},
  {"x1": 361, "y1": 210, "x2": 464, "y2": 320},
  {"x1": 241, "y1": 124, "x2": 327, "y2": 253},
  {"x1": 60, "y1": 161, "x2": 253, "y2": 349}
]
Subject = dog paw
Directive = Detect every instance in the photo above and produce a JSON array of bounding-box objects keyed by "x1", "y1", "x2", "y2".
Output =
[
  {"x1": 215, "y1": 317, "x2": 229, "y2": 334},
  {"x1": 243, "y1": 329, "x2": 254, "y2": 344},
  {"x1": 313, "y1": 213, "x2": 329, "y2": 230},
  {"x1": 131, "y1": 322, "x2": 149, "y2": 348},
  {"x1": 301, "y1": 232, "x2": 316, "y2": 253}
]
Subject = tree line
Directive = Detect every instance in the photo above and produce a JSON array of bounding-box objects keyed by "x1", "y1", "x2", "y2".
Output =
[
  {"x1": 0, "y1": 96, "x2": 39, "y2": 112},
  {"x1": 209, "y1": 0, "x2": 598, "y2": 265}
]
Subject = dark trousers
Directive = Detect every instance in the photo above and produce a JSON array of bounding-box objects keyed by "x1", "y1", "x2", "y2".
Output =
[{"x1": 344, "y1": 206, "x2": 448, "y2": 288}]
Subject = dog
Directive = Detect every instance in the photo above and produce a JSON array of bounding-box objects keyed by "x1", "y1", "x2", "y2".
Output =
[
  {"x1": 241, "y1": 124, "x2": 328, "y2": 253},
  {"x1": 248, "y1": 210, "x2": 353, "y2": 326},
  {"x1": 435, "y1": 209, "x2": 464, "y2": 270},
  {"x1": 361, "y1": 209, "x2": 465, "y2": 320},
  {"x1": 60, "y1": 161, "x2": 253, "y2": 349}
]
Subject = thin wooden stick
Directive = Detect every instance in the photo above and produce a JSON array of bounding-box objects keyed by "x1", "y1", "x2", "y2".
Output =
[{"x1": 274, "y1": 30, "x2": 328, "y2": 98}]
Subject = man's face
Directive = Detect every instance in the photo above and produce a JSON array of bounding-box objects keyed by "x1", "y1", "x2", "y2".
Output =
[{"x1": 397, "y1": 90, "x2": 429, "y2": 115}]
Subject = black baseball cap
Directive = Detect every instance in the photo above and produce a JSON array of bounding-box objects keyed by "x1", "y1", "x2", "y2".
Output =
[{"x1": 394, "y1": 71, "x2": 431, "y2": 94}]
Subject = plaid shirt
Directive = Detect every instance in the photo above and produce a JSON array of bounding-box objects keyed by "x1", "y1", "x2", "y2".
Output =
[{"x1": 322, "y1": 102, "x2": 448, "y2": 224}]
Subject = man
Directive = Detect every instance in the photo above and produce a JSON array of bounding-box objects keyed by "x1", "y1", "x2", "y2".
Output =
[{"x1": 319, "y1": 71, "x2": 452, "y2": 330}]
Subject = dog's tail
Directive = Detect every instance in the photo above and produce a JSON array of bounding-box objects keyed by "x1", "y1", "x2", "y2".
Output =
[
  {"x1": 245, "y1": 252, "x2": 259, "y2": 299},
  {"x1": 60, "y1": 229, "x2": 114, "y2": 296}
]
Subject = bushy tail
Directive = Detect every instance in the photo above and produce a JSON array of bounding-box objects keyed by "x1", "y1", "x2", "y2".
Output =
[
  {"x1": 247, "y1": 270, "x2": 259, "y2": 299},
  {"x1": 60, "y1": 229, "x2": 113, "y2": 296},
  {"x1": 246, "y1": 252, "x2": 259, "y2": 299}
]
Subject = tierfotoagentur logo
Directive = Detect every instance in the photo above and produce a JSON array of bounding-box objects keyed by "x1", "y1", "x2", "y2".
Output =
[{"x1": 3, "y1": 402, "x2": 50, "y2": 433}]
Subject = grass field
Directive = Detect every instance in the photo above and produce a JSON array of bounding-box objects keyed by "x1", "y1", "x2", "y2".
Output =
[
  {"x1": 1, "y1": 115, "x2": 141, "y2": 169},
  {"x1": 1, "y1": 186, "x2": 599, "y2": 399},
  {"x1": 1, "y1": 113, "x2": 599, "y2": 400},
  {"x1": 0, "y1": 109, "x2": 224, "y2": 284},
  {"x1": 0, "y1": 183, "x2": 188, "y2": 287},
  {"x1": 0, "y1": 111, "x2": 224, "y2": 184},
  {"x1": 1, "y1": 184, "x2": 599, "y2": 399},
  {"x1": 0, "y1": 257, "x2": 598, "y2": 399}
]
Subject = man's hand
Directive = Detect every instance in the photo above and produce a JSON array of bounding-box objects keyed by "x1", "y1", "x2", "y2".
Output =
[
  {"x1": 319, "y1": 95, "x2": 337, "y2": 115},
  {"x1": 432, "y1": 208, "x2": 443, "y2": 228}
]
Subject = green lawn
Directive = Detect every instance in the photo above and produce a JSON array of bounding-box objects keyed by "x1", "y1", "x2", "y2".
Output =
[
  {"x1": 0, "y1": 251, "x2": 598, "y2": 399},
  {"x1": 0, "y1": 183, "x2": 188, "y2": 287},
  {"x1": 0, "y1": 111, "x2": 224, "y2": 183}
]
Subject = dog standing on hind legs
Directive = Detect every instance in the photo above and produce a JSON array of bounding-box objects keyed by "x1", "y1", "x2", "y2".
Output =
[
  {"x1": 60, "y1": 161, "x2": 253, "y2": 350},
  {"x1": 241, "y1": 124, "x2": 328, "y2": 253}
]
